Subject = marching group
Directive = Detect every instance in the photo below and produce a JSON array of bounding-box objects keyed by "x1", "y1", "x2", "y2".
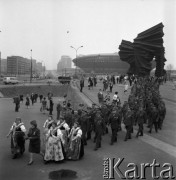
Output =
[{"x1": 7, "y1": 75, "x2": 166, "y2": 165}]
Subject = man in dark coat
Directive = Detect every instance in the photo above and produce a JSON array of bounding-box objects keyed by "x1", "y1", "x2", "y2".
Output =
[
  {"x1": 124, "y1": 108, "x2": 133, "y2": 141},
  {"x1": 108, "y1": 109, "x2": 120, "y2": 145},
  {"x1": 94, "y1": 112, "x2": 104, "y2": 151},
  {"x1": 87, "y1": 104, "x2": 97, "y2": 140},
  {"x1": 136, "y1": 107, "x2": 144, "y2": 137},
  {"x1": 158, "y1": 101, "x2": 166, "y2": 130},
  {"x1": 49, "y1": 98, "x2": 54, "y2": 115},
  {"x1": 80, "y1": 78, "x2": 84, "y2": 92},
  {"x1": 14, "y1": 95, "x2": 20, "y2": 112},
  {"x1": 97, "y1": 89, "x2": 104, "y2": 106},
  {"x1": 56, "y1": 101, "x2": 62, "y2": 120},
  {"x1": 30, "y1": 93, "x2": 35, "y2": 105},
  {"x1": 80, "y1": 112, "x2": 89, "y2": 145},
  {"x1": 148, "y1": 106, "x2": 159, "y2": 133}
]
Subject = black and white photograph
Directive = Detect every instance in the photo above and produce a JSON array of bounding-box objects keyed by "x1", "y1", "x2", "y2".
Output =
[{"x1": 0, "y1": 0, "x2": 176, "y2": 179}]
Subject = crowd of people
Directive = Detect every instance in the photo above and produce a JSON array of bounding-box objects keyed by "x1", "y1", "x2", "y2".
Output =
[{"x1": 7, "y1": 75, "x2": 167, "y2": 165}]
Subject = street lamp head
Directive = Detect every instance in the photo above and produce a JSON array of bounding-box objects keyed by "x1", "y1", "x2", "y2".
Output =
[
  {"x1": 81, "y1": 46, "x2": 83, "y2": 47},
  {"x1": 70, "y1": 46, "x2": 73, "y2": 48}
]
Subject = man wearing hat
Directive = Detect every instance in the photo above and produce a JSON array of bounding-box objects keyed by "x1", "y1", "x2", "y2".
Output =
[
  {"x1": 123, "y1": 107, "x2": 133, "y2": 141},
  {"x1": 97, "y1": 89, "x2": 104, "y2": 106},
  {"x1": 94, "y1": 112, "x2": 104, "y2": 151},
  {"x1": 136, "y1": 107, "x2": 144, "y2": 138},
  {"x1": 56, "y1": 101, "x2": 62, "y2": 120},
  {"x1": 108, "y1": 109, "x2": 120, "y2": 145},
  {"x1": 148, "y1": 106, "x2": 159, "y2": 133}
]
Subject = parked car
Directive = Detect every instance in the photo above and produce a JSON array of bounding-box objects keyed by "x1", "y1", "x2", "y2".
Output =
[{"x1": 3, "y1": 77, "x2": 19, "y2": 85}]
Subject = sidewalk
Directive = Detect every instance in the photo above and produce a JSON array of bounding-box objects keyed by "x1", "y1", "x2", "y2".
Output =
[{"x1": 79, "y1": 80, "x2": 176, "y2": 105}]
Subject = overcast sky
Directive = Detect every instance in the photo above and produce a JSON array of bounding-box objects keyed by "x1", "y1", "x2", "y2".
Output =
[{"x1": 0, "y1": 0, "x2": 175, "y2": 70}]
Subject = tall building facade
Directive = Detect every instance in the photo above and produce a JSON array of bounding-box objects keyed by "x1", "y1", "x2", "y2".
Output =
[
  {"x1": 7, "y1": 56, "x2": 42, "y2": 76},
  {"x1": 57, "y1": 55, "x2": 72, "y2": 72},
  {"x1": 1, "y1": 59, "x2": 7, "y2": 74}
]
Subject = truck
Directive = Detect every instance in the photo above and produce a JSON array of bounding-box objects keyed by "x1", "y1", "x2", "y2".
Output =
[{"x1": 58, "y1": 76, "x2": 71, "y2": 84}]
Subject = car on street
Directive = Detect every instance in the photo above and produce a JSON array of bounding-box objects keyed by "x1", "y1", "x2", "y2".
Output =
[{"x1": 3, "y1": 77, "x2": 19, "y2": 85}]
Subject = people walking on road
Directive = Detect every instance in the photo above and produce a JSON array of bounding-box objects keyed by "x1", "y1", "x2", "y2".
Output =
[
  {"x1": 41, "y1": 97, "x2": 47, "y2": 114},
  {"x1": 39, "y1": 94, "x2": 43, "y2": 103},
  {"x1": 124, "y1": 81, "x2": 129, "y2": 94},
  {"x1": 136, "y1": 107, "x2": 144, "y2": 138},
  {"x1": 25, "y1": 94, "x2": 30, "y2": 109},
  {"x1": 49, "y1": 97, "x2": 54, "y2": 115},
  {"x1": 56, "y1": 101, "x2": 62, "y2": 120},
  {"x1": 94, "y1": 112, "x2": 104, "y2": 151},
  {"x1": 30, "y1": 93, "x2": 35, "y2": 105},
  {"x1": 108, "y1": 109, "x2": 119, "y2": 145},
  {"x1": 112, "y1": 92, "x2": 120, "y2": 105},
  {"x1": 26, "y1": 120, "x2": 41, "y2": 165},
  {"x1": 109, "y1": 81, "x2": 113, "y2": 93},
  {"x1": 7, "y1": 117, "x2": 26, "y2": 159},
  {"x1": 80, "y1": 78, "x2": 84, "y2": 92},
  {"x1": 67, "y1": 122, "x2": 84, "y2": 160},
  {"x1": 14, "y1": 95, "x2": 20, "y2": 112},
  {"x1": 44, "y1": 121, "x2": 65, "y2": 163},
  {"x1": 97, "y1": 89, "x2": 104, "y2": 106}
]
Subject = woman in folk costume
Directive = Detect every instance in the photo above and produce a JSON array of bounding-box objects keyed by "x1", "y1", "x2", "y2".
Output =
[
  {"x1": 7, "y1": 117, "x2": 26, "y2": 159},
  {"x1": 26, "y1": 120, "x2": 41, "y2": 165},
  {"x1": 42, "y1": 115, "x2": 54, "y2": 154},
  {"x1": 56, "y1": 116, "x2": 70, "y2": 153},
  {"x1": 44, "y1": 121, "x2": 65, "y2": 163},
  {"x1": 67, "y1": 122, "x2": 84, "y2": 160},
  {"x1": 43, "y1": 115, "x2": 54, "y2": 133}
]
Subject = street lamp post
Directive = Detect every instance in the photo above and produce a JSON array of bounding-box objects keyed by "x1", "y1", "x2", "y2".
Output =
[
  {"x1": 70, "y1": 45, "x2": 83, "y2": 75},
  {"x1": 30, "y1": 49, "x2": 32, "y2": 83}
]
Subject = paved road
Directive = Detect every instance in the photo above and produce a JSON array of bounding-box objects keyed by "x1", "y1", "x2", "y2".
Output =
[{"x1": 0, "y1": 82, "x2": 176, "y2": 180}]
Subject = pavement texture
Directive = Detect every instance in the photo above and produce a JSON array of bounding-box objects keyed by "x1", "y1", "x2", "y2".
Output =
[{"x1": 0, "y1": 80, "x2": 176, "y2": 180}]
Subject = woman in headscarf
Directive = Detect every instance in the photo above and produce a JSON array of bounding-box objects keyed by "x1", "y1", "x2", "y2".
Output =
[
  {"x1": 26, "y1": 120, "x2": 41, "y2": 165},
  {"x1": 44, "y1": 121, "x2": 65, "y2": 163},
  {"x1": 56, "y1": 116, "x2": 70, "y2": 153},
  {"x1": 7, "y1": 117, "x2": 26, "y2": 159},
  {"x1": 67, "y1": 122, "x2": 84, "y2": 160}
]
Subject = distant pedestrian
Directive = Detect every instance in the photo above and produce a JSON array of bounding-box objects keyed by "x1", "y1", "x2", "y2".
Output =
[
  {"x1": 39, "y1": 95, "x2": 43, "y2": 103},
  {"x1": 25, "y1": 94, "x2": 30, "y2": 109},
  {"x1": 97, "y1": 89, "x2": 104, "y2": 106},
  {"x1": 49, "y1": 97, "x2": 54, "y2": 115},
  {"x1": 124, "y1": 81, "x2": 129, "y2": 94},
  {"x1": 109, "y1": 81, "x2": 113, "y2": 93},
  {"x1": 41, "y1": 97, "x2": 47, "y2": 114},
  {"x1": 112, "y1": 92, "x2": 120, "y2": 105},
  {"x1": 30, "y1": 93, "x2": 35, "y2": 105},
  {"x1": 56, "y1": 101, "x2": 62, "y2": 120},
  {"x1": 20, "y1": 95, "x2": 24, "y2": 103},
  {"x1": 80, "y1": 78, "x2": 84, "y2": 92},
  {"x1": 14, "y1": 96, "x2": 20, "y2": 112}
]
